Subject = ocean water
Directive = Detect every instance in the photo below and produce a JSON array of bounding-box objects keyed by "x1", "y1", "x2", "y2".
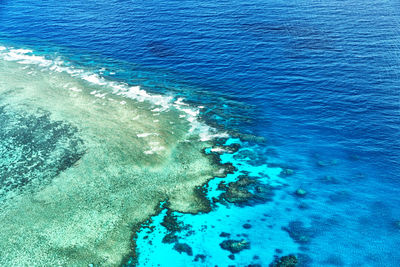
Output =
[{"x1": 0, "y1": 0, "x2": 399, "y2": 266}]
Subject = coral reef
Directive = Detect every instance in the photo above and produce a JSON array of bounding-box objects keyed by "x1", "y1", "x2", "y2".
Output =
[
  {"x1": 295, "y1": 188, "x2": 307, "y2": 197},
  {"x1": 219, "y1": 239, "x2": 250, "y2": 253},
  {"x1": 282, "y1": 221, "x2": 315, "y2": 244},
  {"x1": 0, "y1": 52, "x2": 222, "y2": 266},
  {"x1": 219, "y1": 175, "x2": 274, "y2": 206},
  {"x1": 0, "y1": 106, "x2": 85, "y2": 197},
  {"x1": 243, "y1": 223, "x2": 252, "y2": 229},
  {"x1": 279, "y1": 168, "x2": 295, "y2": 177},
  {"x1": 270, "y1": 255, "x2": 298, "y2": 267},
  {"x1": 194, "y1": 254, "x2": 206, "y2": 262},
  {"x1": 173, "y1": 243, "x2": 193, "y2": 256}
]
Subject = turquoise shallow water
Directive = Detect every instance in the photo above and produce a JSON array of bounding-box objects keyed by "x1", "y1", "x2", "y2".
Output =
[{"x1": 0, "y1": 0, "x2": 400, "y2": 266}]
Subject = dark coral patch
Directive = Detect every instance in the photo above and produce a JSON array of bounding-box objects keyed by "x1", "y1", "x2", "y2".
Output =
[
  {"x1": 219, "y1": 239, "x2": 250, "y2": 254},
  {"x1": 161, "y1": 210, "x2": 181, "y2": 233},
  {"x1": 243, "y1": 223, "x2": 252, "y2": 229},
  {"x1": 194, "y1": 254, "x2": 206, "y2": 262},
  {"x1": 269, "y1": 254, "x2": 298, "y2": 267},
  {"x1": 220, "y1": 232, "x2": 231, "y2": 238},
  {"x1": 173, "y1": 243, "x2": 193, "y2": 256},
  {"x1": 282, "y1": 221, "x2": 315, "y2": 244},
  {"x1": 219, "y1": 175, "x2": 274, "y2": 206},
  {"x1": 0, "y1": 106, "x2": 85, "y2": 196}
]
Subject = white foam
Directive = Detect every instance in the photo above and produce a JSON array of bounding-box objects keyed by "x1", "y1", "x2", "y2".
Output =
[
  {"x1": 0, "y1": 44, "x2": 229, "y2": 143},
  {"x1": 174, "y1": 97, "x2": 189, "y2": 106},
  {"x1": 11, "y1": 48, "x2": 33, "y2": 54},
  {"x1": 83, "y1": 74, "x2": 107, "y2": 85},
  {"x1": 3, "y1": 50, "x2": 52, "y2": 67},
  {"x1": 94, "y1": 92, "x2": 107, "y2": 99},
  {"x1": 137, "y1": 133, "x2": 158, "y2": 138},
  {"x1": 144, "y1": 146, "x2": 165, "y2": 155},
  {"x1": 210, "y1": 147, "x2": 231, "y2": 153}
]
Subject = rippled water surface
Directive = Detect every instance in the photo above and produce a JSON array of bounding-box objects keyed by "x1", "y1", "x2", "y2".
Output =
[{"x1": 0, "y1": 0, "x2": 399, "y2": 266}]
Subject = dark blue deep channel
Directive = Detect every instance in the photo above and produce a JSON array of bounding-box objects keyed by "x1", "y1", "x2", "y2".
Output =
[{"x1": 0, "y1": 0, "x2": 399, "y2": 266}]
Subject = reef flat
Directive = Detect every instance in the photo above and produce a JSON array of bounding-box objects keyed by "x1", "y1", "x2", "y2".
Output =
[{"x1": 0, "y1": 47, "x2": 225, "y2": 266}]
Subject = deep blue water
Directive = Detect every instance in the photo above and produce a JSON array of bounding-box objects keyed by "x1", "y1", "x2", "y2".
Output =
[{"x1": 1, "y1": 0, "x2": 400, "y2": 266}]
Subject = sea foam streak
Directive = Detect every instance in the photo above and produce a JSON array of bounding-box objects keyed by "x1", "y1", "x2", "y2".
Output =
[{"x1": 0, "y1": 46, "x2": 228, "y2": 142}]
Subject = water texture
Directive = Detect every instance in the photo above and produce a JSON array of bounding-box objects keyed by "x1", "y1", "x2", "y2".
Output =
[{"x1": 0, "y1": 0, "x2": 399, "y2": 266}]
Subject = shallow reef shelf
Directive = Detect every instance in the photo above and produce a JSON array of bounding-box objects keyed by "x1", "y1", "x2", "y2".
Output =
[{"x1": 0, "y1": 47, "x2": 227, "y2": 266}]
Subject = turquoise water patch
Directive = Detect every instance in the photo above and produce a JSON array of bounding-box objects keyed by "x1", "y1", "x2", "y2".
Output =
[{"x1": 134, "y1": 139, "x2": 300, "y2": 266}]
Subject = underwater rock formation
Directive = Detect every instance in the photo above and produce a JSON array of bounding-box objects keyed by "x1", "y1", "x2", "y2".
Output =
[
  {"x1": 219, "y1": 239, "x2": 250, "y2": 253},
  {"x1": 269, "y1": 254, "x2": 298, "y2": 267},
  {"x1": 295, "y1": 188, "x2": 307, "y2": 197},
  {"x1": 282, "y1": 221, "x2": 315, "y2": 244},
  {"x1": 173, "y1": 243, "x2": 193, "y2": 256},
  {"x1": 279, "y1": 168, "x2": 294, "y2": 177},
  {"x1": 320, "y1": 175, "x2": 339, "y2": 184},
  {"x1": 219, "y1": 175, "x2": 274, "y2": 206},
  {"x1": 220, "y1": 179, "x2": 254, "y2": 204}
]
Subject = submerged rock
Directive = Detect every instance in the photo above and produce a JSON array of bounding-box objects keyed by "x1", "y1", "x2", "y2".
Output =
[
  {"x1": 235, "y1": 175, "x2": 256, "y2": 187},
  {"x1": 297, "y1": 202, "x2": 310, "y2": 210},
  {"x1": 222, "y1": 183, "x2": 253, "y2": 204},
  {"x1": 317, "y1": 159, "x2": 338, "y2": 167},
  {"x1": 161, "y1": 233, "x2": 178, "y2": 244},
  {"x1": 173, "y1": 242, "x2": 193, "y2": 256},
  {"x1": 295, "y1": 188, "x2": 307, "y2": 197},
  {"x1": 161, "y1": 210, "x2": 181, "y2": 233},
  {"x1": 280, "y1": 168, "x2": 294, "y2": 177},
  {"x1": 220, "y1": 175, "x2": 274, "y2": 206},
  {"x1": 243, "y1": 223, "x2": 252, "y2": 229},
  {"x1": 269, "y1": 254, "x2": 298, "y2": 267},
  {"x1": 282, "y1": 221, "x2": 315, "y2": 244},
  {"x1": 220, "y1": 232, "x2": 231, "y2": 237},
  {"x1": 219, "y1": 239, "x2": 250, "y2": 253},
  {"x1": 194, "y1": 254, "x2": 206, "y2": 262},
  {"x1": 321, "y1": 175, "x2": 339, "y2": 184},
  {"x1": 218, "y1": 182, "x2": 228, "y2": 190}
]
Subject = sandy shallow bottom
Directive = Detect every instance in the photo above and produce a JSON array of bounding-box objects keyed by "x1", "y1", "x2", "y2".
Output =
[{"x1": 0, "y1": 53, "x2": 223, "y2": 266}]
